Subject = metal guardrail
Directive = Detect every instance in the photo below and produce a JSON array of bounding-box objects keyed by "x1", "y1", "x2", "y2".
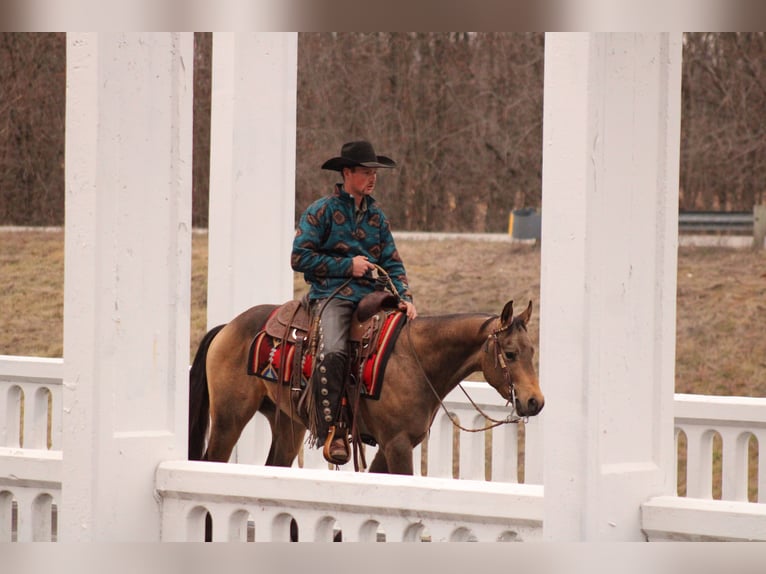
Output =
[
  {"x1": 678, "y1": 211, "x2": 754, "y2": 233},
  {"x1": 0, "y1": 210, "x2": 762, "y2": 238}
]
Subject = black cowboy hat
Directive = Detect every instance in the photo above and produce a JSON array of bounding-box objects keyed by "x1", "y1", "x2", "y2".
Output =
[{"x1": 321, "y1": 141, "x2": 397, "y2": 172}]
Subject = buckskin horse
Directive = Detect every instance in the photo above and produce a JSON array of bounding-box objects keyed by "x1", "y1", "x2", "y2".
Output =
[{"x1": 188, "y1": 298, "x2": 544, "y2": 475}]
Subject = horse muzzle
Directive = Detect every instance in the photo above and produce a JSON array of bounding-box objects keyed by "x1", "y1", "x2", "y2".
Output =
[{"x1": 516, "y1": 395, "x2": 544, "y2": 417}]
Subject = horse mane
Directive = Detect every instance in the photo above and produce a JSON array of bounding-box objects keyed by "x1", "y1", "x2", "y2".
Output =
[
  {"x1": 477, "y1": 313, "x2": 528, "y2": 333},
  {"x1": 479, "y1": 315, "x2": 497, "y2": 332},
  {"x1": 414, "y1": 313, "x2": 497, "y2": 339}
]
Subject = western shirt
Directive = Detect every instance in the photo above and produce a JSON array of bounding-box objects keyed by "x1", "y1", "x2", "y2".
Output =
[{"x1": 291, "y1": 184, "x2": 413, "y2": 303}]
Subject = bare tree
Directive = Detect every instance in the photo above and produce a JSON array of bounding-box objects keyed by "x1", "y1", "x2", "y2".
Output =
[
  {"x1": 2, "y1": 33, "x2": 765, "y2": 229},
  {"x1": 296, "y1": 33, "x2": 545, "y2": 232},
  {"x1": 681, "y1": 33, "x2": 766, "y2": 211},
  {"x1": 192, "y1": 33, "x2": 212, "y2": 228},
  {"x1": 0, "y1": 33, "x2": 65, "y2": 225}
]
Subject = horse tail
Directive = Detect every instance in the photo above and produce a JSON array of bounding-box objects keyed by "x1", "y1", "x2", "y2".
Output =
[{"x1": 188, "y1": 324, "x2": 226, "y2": 460}]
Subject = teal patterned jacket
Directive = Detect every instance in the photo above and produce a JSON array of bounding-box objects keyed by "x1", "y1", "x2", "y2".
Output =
[{"x1": 291, "y1": 184, "x2": 413, "y2": 303}]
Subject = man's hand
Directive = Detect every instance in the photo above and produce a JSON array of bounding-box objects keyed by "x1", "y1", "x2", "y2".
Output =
[
  {"x1": 351, "y1": 255, "x2": 375, "y2": 278},
  {"x1": 399, "y1": 300, "x2": 418, "y2": 320}
]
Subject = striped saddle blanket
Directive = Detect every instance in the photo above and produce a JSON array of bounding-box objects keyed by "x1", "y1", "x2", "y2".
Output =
[{"x1": 247, "y1": 305, "x2": 407, "y2": 400}]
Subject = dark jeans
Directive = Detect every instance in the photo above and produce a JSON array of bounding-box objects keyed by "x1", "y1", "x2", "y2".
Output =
[
  {"x1": 311, "y1": 297, "x2": 355, "y2": 442},
  {"x1": 314, "y1": 297, "x2": 355, "y2": 359}
]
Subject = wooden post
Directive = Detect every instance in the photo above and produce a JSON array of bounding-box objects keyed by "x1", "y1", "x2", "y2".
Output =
[
  {"x1": 753, "y1": 205, "x2": 766, "y2": 250},
  {"x1": 206, "y1": 33, "x2": 298, "y2": 328},
  {"x1": 62, "y1": 33, "x2": 193, "y2": 541},
  {"x1": 540, "y1": 33, "x2": 682, "y2": 541}
]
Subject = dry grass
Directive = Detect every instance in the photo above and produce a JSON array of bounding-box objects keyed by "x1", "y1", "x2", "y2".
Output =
[
  {"x1": 0, "y1": 230, "x2": 65, "y2": 357},
  {"x1": 3, "y1": 229, "x2": 764, "y2": 399},
  {"x1": 3, "y1": 228, "x2": 766, "y2": 497},
  {"x1": 675, "y1": 247, "x2": 766, "y2": 396}
]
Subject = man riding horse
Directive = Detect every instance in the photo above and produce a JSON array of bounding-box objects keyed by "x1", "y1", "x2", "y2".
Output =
[{"x1": 291, "y1": 141, "x2": 418, "y2": 465}]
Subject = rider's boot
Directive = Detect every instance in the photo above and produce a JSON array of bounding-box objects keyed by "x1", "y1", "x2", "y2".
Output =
[
  {"x1": 314, "y1": 352, "x2": 350, "y2": 465},
  {"x1": 324, "y1": 421, "x2": 351, "y2": 466}
]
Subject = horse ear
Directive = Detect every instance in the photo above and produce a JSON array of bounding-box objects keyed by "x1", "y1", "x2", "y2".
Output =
[
  {"x1": 518, "y1": 300, "x2": 533, "y2": 326},
  {"x1": 500, "y1": 300, "x2": 514, "y2": 326}
]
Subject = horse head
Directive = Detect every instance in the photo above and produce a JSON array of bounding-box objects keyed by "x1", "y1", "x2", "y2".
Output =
[{"x1": 482, "y1": 300, "x2": 544, "y2": 417}]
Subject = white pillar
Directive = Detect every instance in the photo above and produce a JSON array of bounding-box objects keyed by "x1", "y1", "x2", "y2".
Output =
[
  {"x1": 62, "y1": 33, "x2": 193, "y2": 541},
  {"x1": 207, "y1": 33, "x2": 298, "y2": 328},
  {"x1": 540, "y1": 33, "x2": 682, "y2": 540}
]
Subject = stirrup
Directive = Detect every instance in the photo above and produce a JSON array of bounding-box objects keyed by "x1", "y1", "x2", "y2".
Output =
[{"x1": 322, "y1": 425, "x2": 350, "y2": 465}]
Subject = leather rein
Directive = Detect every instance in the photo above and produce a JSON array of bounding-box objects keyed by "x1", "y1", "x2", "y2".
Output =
[
  {"x1": 404, "y1": 318, "x2": 528, "y2": 434},
  {"x1": 369, "y1": 265, "x2": 526, "y2": 432}
]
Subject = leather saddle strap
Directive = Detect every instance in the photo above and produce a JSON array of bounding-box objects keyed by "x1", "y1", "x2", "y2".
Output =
[
  {"x1": 348, "y1": 322, "x2": 380, "y2": 472},
  {"x1": 291, "y1": 335, "x2": 304, "y2": 390},
  {"x1": 275, "y1": 302, "x2": 302, "y2": 429},
  {"x1": 279, "y1": 302, "x2": 301, "y2": 380},
  {"x1": 349, "y1": 373, "x2": 367, "y2": 472}
]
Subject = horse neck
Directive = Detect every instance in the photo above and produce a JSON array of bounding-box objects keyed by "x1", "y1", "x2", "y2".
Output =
[{"x1": 407, "y1": 314, "x2": 493, "y2": 398}]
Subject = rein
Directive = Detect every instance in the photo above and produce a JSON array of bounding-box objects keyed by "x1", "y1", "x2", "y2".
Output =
[
  {"x1": 370, "y1": 265, "x2": 526, "y2": 431},
  {"x1": 404, "y1": 319, "x2": 527, "y2": 434}
]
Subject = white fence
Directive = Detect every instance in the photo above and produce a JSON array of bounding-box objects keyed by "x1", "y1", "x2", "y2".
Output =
[
  {"x1": 157, "y1": 462, "x2": 544, "y2": 542},
  {"x1": 3, "y1": 354, "x2": 766, "y2": 541},
  {"x1": 640, "y1": 393, "x2": 766, "y2": 542},
  {"x1": 674, "y1": 393, "x2": 766, "y2": 502},
  {"x1": 0, "y1": 356, "x2": 63, "y2": 541}
]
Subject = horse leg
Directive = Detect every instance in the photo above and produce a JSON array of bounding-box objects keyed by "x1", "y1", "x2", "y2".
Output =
[
  {"x1": 259, "y1": 396, "x2": 306, "y2": 467},
  {"x1": 205, "y1": 412, "x2": 249, "y2": 462},
  {"x1": 206, "y1": 383, "x2": 264, "y2": 462},
  {"x1": 368, "y1": 450, "x2": 389, "y2": 473},
  {"x1": 377, "y1": 434, "x2": 415, "y2": 475}
]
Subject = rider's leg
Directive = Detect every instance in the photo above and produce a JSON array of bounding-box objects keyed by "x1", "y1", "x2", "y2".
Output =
[{"x1": 312, "y1": 298, "x2": 354, "y2": 464}]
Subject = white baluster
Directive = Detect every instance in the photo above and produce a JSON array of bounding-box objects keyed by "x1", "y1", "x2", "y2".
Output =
[
  {"x1": 426, "y1": 411, "x2": 454, "y2": 478},
  {"x1": 0, "y1": 385, "x2": 22, "y2": 448},
  {"x1": 683, "y1": 426, "x2": 715, "y2": 499},
  {"x1": 21, "y1": 385, "x2": 48, "y2": 450},
  {"x1": 522, "y1": 417, "x2": 544, "y2": 484},
  {"x1": 458, "y1": 413, "x2": 486, "y2": 480},
  {"x1": 753, "y1": 429, "x2": 766, "y2": 503},
  {"x1": 491, "y1": 423, "x2": 519, "y2": 483},
  {"x1": 720, "y1": 428, "x2": 751, "y2": 502},
  {"x1": 0, "y1": 491, "x2": 14, "y2": 542},
  {"x1": 49, "y1": 384, "x2": 63, "y2": 451},
  {"x1": 31, "y1": 492, "x2": 55, "y2": 542}
]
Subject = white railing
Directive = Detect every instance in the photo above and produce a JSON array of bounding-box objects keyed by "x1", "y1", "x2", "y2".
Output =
[
  {"x1": 642, "y1": 393, "x2": 766, "y2": 541},
  {"x1": 156, "y1": 461, "x2": 544, "y2": 541},
  {"x1": 0, "y1": 355, "x2": 63, "y2": 541},
  {"x1": 674, "y1": 393, "x2": 766, "y2": 502},
  {"x1": 642, "y1": 495, "x2": 766, "y2": 541},
  {"x1": 2, "y1": 354, "x2": 766, "y2": 541}
]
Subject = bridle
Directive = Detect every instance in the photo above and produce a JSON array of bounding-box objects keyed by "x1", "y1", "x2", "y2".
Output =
[
  {"x1": 483, "y1": 320, "x2": 525, "y2": 421},
  {"x1": 369, "y1": 264, "x2": 527, "y2": 431},
  {"x1": 405, "y1": 318, "x2": 527, "y2": 434}
]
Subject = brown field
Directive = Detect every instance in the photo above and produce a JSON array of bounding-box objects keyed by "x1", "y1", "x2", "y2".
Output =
[
  {"x1": 2, "y1": 228, "x2": 765, "y2": 398},
  {"x1": 2, "y1": 228, "x2": 766, "y2": 498}
]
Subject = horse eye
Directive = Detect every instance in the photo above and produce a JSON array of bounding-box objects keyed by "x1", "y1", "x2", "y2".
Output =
[{"x1": 504, "y1": 351, "x2": 518, "y2": 361}]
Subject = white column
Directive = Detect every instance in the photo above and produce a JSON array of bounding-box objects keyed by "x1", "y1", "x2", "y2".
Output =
[
  {"x1": 62, "y1": 33, "x2": 193, "y2": 541},
  {"x1": 207, "y1": 33, "x2": 298, "y2": 328},
  {"x1": 540, "y1": 33, "x2": 682, "y2": 540}
]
